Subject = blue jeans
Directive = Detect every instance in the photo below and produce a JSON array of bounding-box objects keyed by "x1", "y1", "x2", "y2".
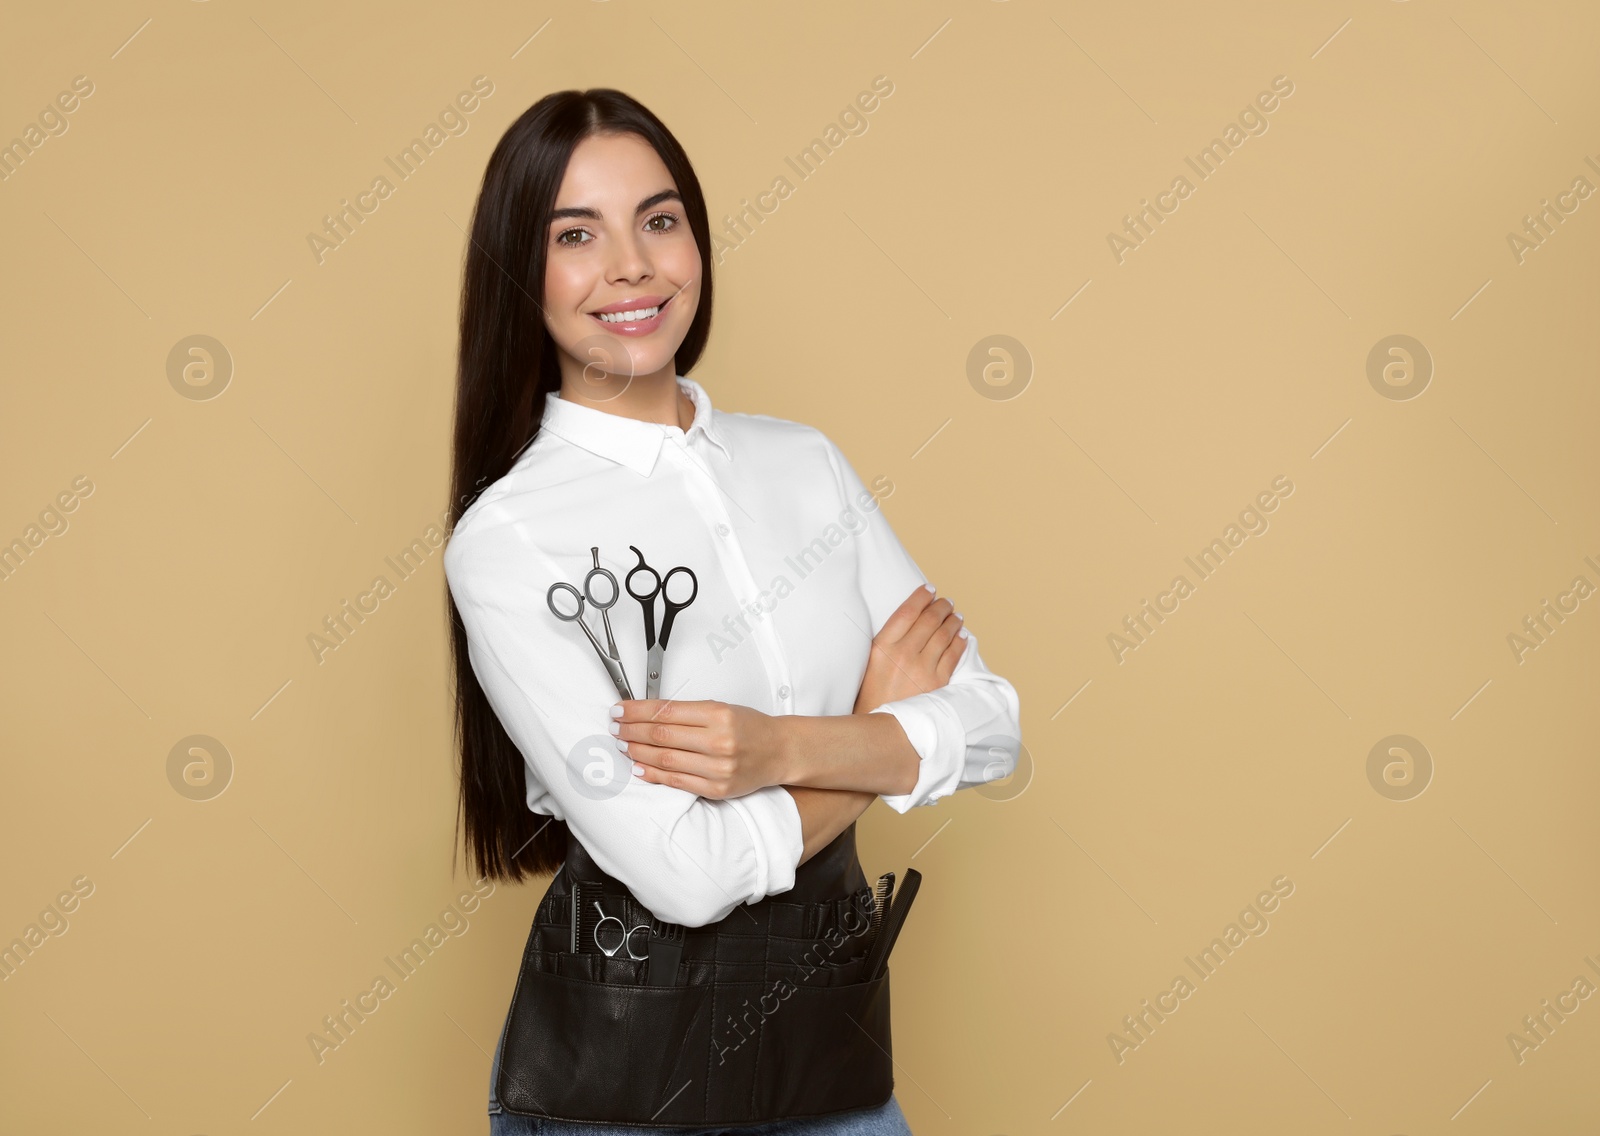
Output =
[{"x1": 488, "y1": 1012, "x2": 912, "y2": 1135}]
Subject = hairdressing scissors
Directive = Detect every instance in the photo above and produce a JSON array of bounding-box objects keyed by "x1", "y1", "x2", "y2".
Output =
[
  {"x1": 625, "y1": 545, "x2": 698, "y2": 700},
  {"x1": 592, "y1": 897, "x2": 651, "y2": 960},
  {"x1": 546, "y1": 547, "x2": 636, "y2": 701}
]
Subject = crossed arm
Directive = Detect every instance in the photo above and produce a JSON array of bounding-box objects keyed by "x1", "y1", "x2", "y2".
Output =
[{"x1": 613, "y1": 584, "x2": 969, "y2": 864}]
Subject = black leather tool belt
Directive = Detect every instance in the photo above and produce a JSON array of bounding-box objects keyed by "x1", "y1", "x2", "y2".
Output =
[{"x1": 492, "y1": 822, "x2": 913, "y2": 1127}]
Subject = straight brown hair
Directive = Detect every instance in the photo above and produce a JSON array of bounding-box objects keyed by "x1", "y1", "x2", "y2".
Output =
[{"x1": 447, "y1": 89, "x2": 715, "y2": 883}]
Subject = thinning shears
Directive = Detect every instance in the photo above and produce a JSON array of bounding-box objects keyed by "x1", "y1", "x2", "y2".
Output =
[
  {"x1": 625, "y1": 545, "x2": 698, "y2": 699},
  {"x1": 546, "y1": 546, "x2": 636, "y2": 701}
]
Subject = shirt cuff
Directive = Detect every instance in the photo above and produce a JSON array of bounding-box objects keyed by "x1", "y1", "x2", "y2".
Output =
[
  {"x1": 870, "y1": 696, "x2": 966, "y2": 813},
  {"x1": 724, "y1": 784, "x2": 804, "y2": 903}
]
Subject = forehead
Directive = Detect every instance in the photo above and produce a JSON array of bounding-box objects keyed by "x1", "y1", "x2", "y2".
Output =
[{"x1": 553, "y1": 132, "x2": 676, "y2": 212}]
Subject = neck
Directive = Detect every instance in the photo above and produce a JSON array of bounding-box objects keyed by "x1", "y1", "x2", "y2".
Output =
[{"x1": 556, "y1": 362, "x2": 692, "y2": 431}]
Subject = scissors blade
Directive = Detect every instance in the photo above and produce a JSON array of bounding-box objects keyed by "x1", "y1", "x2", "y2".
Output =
[
  {"x1": 569, "y1": 607, "x2": 636, "y2": 700},
  {"x1": 603, "y1": 652, "x2": 636, "y2": 701},
  {"x1": 644, "y1": 643, "x2": 665, "y2": 700}
]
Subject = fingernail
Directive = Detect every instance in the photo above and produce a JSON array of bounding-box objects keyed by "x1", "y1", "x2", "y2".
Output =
[
  {"x1": 632, "y1": 763, "x2": 646, "y2": 777},
  {"x1": 610, "y1": 704, "x2": 624, "y2": 718},
  {"x1": 959, "y1": 628, "x2": 969, "y2": 639},
  {"x1": 608, "y1": 720, "x2": 620, "y2": 735},
  {"x1": 616, "y1": 740, "x2": 629, "y2": 752},
  {"x1": 956, "y1": 611, "x2": 963, "y2": 620},
  {"x1": 924, "y1": 583, "x2": 935, "y2": 593}
]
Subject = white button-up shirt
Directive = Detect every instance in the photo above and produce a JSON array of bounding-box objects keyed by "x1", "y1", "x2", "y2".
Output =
[{"x1": 443, "y1": 376, "x2": 1021, "y2": 926}]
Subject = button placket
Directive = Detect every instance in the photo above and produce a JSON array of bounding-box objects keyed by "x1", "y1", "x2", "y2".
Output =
[{"x1": 665, "y1": 447, "x2": 793, "y2": 707}]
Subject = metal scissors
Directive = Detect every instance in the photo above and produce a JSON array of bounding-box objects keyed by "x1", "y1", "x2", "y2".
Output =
[
  {"x1": 546, "y1": 546, "x2": 636, "y2": 700},
  {"x1": 592, "y1": 897, "x2": 651, "y2": 960},
  {"x1": 625, "y1": 545, "x2": 698, "y2": 699}
]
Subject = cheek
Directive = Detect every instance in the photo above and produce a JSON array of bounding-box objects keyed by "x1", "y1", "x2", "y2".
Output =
[
  {"x1": 543, "y1": 257, "x2": 593, "y2": 321},
  {"x1": 661, "y1": 235, "x2": 704, "y2": 291}
]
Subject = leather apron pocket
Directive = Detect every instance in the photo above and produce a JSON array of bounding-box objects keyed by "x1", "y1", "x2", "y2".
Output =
[
  {"x1": 494, "y1": 823, "x2": 908, "y2": 1125},
  {"x1": 720, "y1": 969, "x2": 894, "y2": 1120},
  {"x1": 495, "y1": 960, "x2": 895, "y2": 1123},
  {"x1": 495, "y1": 964, "x2": 714, "y2": 1121}
]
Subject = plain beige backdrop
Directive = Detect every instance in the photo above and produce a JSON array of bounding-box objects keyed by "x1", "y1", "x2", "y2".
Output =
[{"x1": 3, "y1": 1, "x2": 1597, "y2": 1133}]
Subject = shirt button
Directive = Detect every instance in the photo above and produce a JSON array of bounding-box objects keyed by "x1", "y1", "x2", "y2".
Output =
[
  {"x1": 777, "y1": 684, "x2": 791, "y2": 699},
  {"x1": 715, "y1": 523, "x2": 730, "y2": 537}
]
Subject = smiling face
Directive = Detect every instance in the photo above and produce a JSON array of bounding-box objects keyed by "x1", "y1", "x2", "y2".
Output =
[{"x1": 541, "y1": 131, "x2": 702, "y2": 397}]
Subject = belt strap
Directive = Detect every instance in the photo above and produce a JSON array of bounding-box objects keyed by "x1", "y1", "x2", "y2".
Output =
[{"x1": 541, "y1": 888, "x2": 874, "y2": 943}]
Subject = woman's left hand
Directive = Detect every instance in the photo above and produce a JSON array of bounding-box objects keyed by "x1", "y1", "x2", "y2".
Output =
[{"x1": 612, "y1": 699, "x2": 790, "y2": 799}]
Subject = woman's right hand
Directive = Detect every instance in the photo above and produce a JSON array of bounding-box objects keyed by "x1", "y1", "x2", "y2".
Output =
[{"x1": 852, "y1": 584, "x2": 968, "y2": 713}]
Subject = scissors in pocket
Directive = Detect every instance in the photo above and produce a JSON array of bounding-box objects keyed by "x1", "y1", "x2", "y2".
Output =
[
  {"x1": 546, "y1": 546, "x2": 636, "y2": 701},
  {"x1": 591, "y1": 897, "x2": 652, "y2": 961},
  {"x1": 625, "y1": 545, "x2": 698, "y2": 699}
]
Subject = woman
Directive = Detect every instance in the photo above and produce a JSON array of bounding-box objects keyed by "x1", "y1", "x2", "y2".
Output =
[{"x1": 443, "y1": 89, "x2": 1022, "y2": 1135}]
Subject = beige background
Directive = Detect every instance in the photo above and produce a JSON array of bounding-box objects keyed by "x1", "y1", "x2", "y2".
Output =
[{"x1": 2, "y1": 1, "x2": 1597, "y2": 1132}]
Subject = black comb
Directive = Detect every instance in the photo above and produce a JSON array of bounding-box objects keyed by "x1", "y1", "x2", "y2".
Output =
[{"x1": 862, "y1": 869, "x2": 921, "y2": 982}]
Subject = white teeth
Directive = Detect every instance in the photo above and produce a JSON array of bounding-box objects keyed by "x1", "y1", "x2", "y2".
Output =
[{"x1": 595, "y1": 305, "x2": 660, "y2": 323}]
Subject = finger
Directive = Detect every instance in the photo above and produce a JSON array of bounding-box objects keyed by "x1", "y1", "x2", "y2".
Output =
[
  {"x1": 876, "y1": 584, "x2": 936, "y2": 645},
  {"x1": 935, "y1": 624, "x2": 970, "y2": 682},
  {"x1": 631, "y1": 760, "x2": 728, "y2": 799},
  {"x1": 614, "y1": 698, "x2": 719, "y2": 726},
  {"x1": 616, "y1": 715, "x2": 718, "y2": 756},
  {"x1": 625, "y1": 741, "x2": 732, "y2": 794},
  {"x1": 903, "y1": 596, "x2": 955, "y2": 650},
  {"x1": 921, "y1": 609, "x2": 964, "y2": 663}
]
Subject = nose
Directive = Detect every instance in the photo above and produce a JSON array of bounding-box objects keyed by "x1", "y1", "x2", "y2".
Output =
[{"x1": 606, "y1": 226, "x2": 652, "y2": 284}]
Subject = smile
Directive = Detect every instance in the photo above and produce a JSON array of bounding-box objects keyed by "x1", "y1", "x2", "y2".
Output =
[
  {"x1": 595, "y1": 303, "x2": 661, "y2": 323},
  {"x1": 587, "y1": 294, "x2": 673, "y2": 336}
]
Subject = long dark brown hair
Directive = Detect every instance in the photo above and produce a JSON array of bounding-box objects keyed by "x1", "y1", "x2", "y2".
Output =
[{"x1": 448, "y1": 89, "x2": 716, "y2": 883}]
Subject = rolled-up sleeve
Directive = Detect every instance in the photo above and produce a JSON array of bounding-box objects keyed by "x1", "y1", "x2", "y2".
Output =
[
  {"x1": 819, "y1": 434, "x2": 1023, "y2": 812},
  {"x1": 443, "y1": 503, "x2": 804, "y2": 927}
]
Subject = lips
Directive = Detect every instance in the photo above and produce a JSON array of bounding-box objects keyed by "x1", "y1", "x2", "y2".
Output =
[
  {"x1": 586, "y1": 293, "x2": 673, "y2": 334},
  {"x1": 589, "y1": 293, "x2": 670, "y2": 317}
]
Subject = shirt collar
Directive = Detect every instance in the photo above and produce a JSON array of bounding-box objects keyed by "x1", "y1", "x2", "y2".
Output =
[{"x1": 539, "y1": 375, "x2": 734, "y2": 477}]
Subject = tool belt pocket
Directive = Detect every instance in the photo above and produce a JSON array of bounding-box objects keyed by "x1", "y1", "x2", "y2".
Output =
[
  {"x1": 494, "y1": 826, "x2": 919, "y2": 1125},
  {"x1": 494, "y1": 957, "x2": 894, "y2": 1124},
  {"x1": 495, "y1": 963, "x2": 713, "y2": 1121},
  {"x1": 543, "y1": 951, "x2": 648, "y2": 984}
]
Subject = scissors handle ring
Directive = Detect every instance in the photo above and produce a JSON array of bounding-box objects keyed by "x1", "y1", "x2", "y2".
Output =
[
  {"x1": 546, "y1": 580, "x2": 585, "y2": 621},
  {"x1": 592, "y1": 899, "x2": 650, "y2": 960},
  {"x1": 583, "y1": 564, "x2": 621, "y2": 609},
  {"x1": 656, "y1": 565, "x2": 699, "y2": 648},
  {"x1": 660, "y1": 565, "x2": 699, "y2": 608},
  {"x1": 623, "y1": 546, "x2": 658, "y2": 603}
]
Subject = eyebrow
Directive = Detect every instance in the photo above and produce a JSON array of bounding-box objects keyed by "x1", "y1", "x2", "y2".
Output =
[{"x1": 548, "y1": 189, "x2": 682, "y2": 224}]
